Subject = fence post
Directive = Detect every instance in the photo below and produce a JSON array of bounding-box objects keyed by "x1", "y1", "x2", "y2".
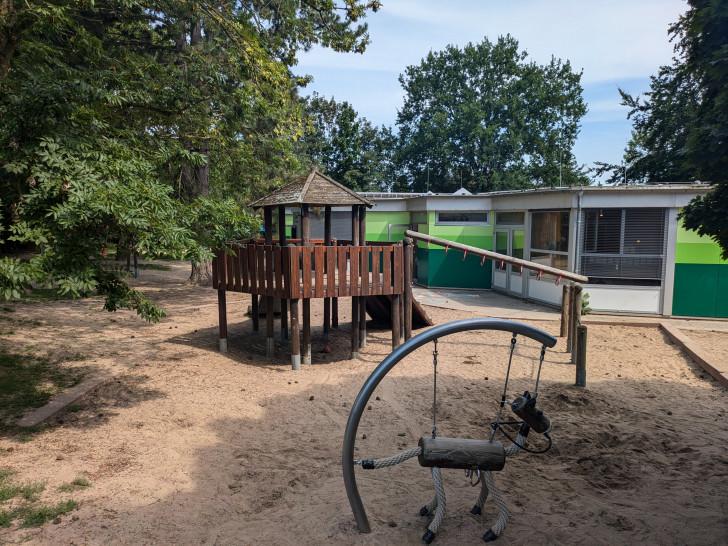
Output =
[
  {"x1": 576, "y1": 325, "x2": 587, "y2": 387},
  {"x1": 218, "y1": 289, "x2": 228, "y2": 353},
  {"x1": 560, "y1": 284, "x2": 571, "y2": 338},
  {"x1": 571, "y1": 284, "x2": 583, "y2": 364},
  {"x1": 403, "y1": 238, "x2": 413, "y2": 341}
]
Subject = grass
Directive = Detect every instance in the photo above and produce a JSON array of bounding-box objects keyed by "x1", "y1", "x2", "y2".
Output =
[
  {"x1": 0, "y1": 470, "x2": 78, "y2": 528},
  {"x1": 0, "y1": 347, "x2": 86, "y2": 431},
  {"x1": 57, "y1": 477, "x2": 90, "y2": 492}
]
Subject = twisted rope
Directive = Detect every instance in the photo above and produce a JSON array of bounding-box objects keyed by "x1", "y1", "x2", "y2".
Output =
[
  {"x1": 484, "y1": 471, "x2": 509, "y2": 537},
  {"x1": 427, "y1": 466, "x2": 447, "y2": 534},
  {"x1": 354, "y1": 446, "x2": 422, "y2": 469}
]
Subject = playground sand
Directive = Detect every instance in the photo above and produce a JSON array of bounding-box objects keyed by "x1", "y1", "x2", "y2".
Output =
[{"x1": 1, "y1": 261, "x2": 727, "y2": 545}]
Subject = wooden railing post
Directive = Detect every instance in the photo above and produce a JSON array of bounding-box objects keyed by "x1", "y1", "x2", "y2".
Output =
[
  {"x1": 560, "y1": 284, "x2": 571, "y2": 338},
  {"x1": 403, "y1": 238, "x2": 413, "y2": 341},
  {"x1": 218, "y1": 289, "x2": 228, "y2": 353},
  {"x1": 571, "y1": 284, "x2": 583, "y2": 364},
  {"x1": 576, "y1": 325, "x2": 587, "y2": 387}
]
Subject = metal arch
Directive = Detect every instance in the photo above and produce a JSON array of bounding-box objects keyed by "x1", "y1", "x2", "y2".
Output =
[{"x1": 342, "y1": 318, "x2": 557, "y2": 533}]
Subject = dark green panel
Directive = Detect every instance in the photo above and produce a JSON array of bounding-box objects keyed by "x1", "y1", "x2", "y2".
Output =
[
  {"x1": 717, "y1": 264, "x2": 728, "y2": 318},
  {"x1": 422, "y1": 248, "x2": 492, "y2": 289},
  {"x1": 672, "y1": 263, "x2": 718, "y2": 317},
  {"x1": 416, "y1": 247, "x2": 429, "y2": 285}
]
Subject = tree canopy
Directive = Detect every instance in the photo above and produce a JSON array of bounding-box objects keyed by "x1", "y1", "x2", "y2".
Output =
[
  {"x1": 0, "y1": 0, "x2": 381, "y2": 318},
  {"x1": 394, "y1": 35, "x2": 589, "y2": 193}
]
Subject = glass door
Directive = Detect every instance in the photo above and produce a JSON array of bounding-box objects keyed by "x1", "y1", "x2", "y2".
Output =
[{"x1": 493, "y1": 228, "x2": 524, "y2": 295}]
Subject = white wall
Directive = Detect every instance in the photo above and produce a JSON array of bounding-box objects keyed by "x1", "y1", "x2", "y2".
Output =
[{"x1": 584, "y1": 286, "x2": 662, "y2": 314}]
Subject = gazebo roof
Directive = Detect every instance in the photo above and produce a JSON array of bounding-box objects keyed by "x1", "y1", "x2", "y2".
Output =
[{"x1": 249, "y1": 170, "x2": 373, "y2": 209}]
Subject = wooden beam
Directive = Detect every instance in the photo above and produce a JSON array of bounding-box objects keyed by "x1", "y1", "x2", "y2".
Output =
[
  {"x1": 278, "y1": 205, "x2": 288, "y2": 346},
  {"x1": 359, "y1": 205, "x2": 367, "y2": 349},
  {"x1": 290, "y1": 299, "x2": 300, "y2": 370},
  {"x1": 404, "y1": 230, "x2": 589, "y2": 284},
  {"x1": 403, "y1": 238, "x2": 413, "y2": 341},
  {"x1": 217, "y1": 289, "x2": 228, "y2": 353}
]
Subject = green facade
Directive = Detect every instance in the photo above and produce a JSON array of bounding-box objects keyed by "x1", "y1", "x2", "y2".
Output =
[
  {"x1": 365, "y1": 211, "x2": 411, "y2": 242},
  {"x1": 672, "y1": 219, "x2": 728, "y2": 318},
  {"x1": 415, "y1": 211, "x2": 493, "y2": 289}
]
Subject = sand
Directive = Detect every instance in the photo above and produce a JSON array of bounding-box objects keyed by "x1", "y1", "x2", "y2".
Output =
[{"x1": 0, "y1": 261, "x2": 727, "y2": 545}]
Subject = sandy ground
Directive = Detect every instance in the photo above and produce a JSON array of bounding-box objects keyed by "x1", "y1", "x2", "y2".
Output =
[{"x1": 1, "y1": 261, "x2": 727, "y2": 545}]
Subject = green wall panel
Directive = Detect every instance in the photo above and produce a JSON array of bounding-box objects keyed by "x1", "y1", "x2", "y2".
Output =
[
  {"x1": 365, "y1": 211, "x2": 411, "y2": 242},
  {"x1": 672, "y1": 263, "x2": 719, "y2": 317},
  {"x1": 718, "y1": 265, "x2": 728, "y2": 318},
  {"x1": 417, "y1": 246, "x2": 492, "y2": 289},
  {"x1": 675, "y1": 242, "x2": 723, "y2": 264}
]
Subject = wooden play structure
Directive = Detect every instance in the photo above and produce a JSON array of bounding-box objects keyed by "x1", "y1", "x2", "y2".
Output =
[{"x1": 211, "y1": 170, "x2": 431, "y2": 370}]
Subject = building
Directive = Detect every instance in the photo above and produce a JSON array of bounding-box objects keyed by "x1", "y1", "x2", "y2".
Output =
[{"x1": 290, "y1": 183, "x2": 726, "y2": 318}]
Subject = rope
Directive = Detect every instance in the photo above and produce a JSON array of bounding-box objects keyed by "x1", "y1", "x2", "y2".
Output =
[
  {"x1": 354, "y1": 446, "x2": 422, "y2": 469},
  {"x1": 427, "y1": 466, "x2": 447, "y2": 534},
  {"x1": 505, "y1": 433, "x2": 527, "y2": 456},
  {"x1": 484, "y1": 471, "x2": 509, "y2": 537},
  {"x1": 474, "y1": 475, "x2": 489, "y2": 511}
]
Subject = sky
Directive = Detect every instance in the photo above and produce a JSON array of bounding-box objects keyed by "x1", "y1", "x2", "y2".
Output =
[{"x1": 296, "y1": 0, "x2": 688, "y2": 184}]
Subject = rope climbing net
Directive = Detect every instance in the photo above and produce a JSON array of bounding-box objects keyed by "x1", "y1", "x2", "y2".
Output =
[{"x1": 342, "y1": 318, "x2": 557, "y2": 544}]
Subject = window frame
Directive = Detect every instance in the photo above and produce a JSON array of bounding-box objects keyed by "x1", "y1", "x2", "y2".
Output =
[{"x1": 435, "y1": 211, "x2": 490, "y2": 226}]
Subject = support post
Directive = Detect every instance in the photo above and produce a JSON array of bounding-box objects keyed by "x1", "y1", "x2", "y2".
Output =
[
  {"x1": 278, "y1": 205, "x2": 288, "y2": 346},
  {"x1": 332, "y1": 240, "x2": 339, "y2": 329},
  {"x1": 359, "y1": 205, "x2": 367, "y2": 349},
  {"x1": 264, "y1": 207, "x2": 274, "y2": 356},
  {"x1": 217, "y1": 289, "x2": 228, "y2": 353},
  {"x1": 251, "y1": 293, "x2": 259, "y2": 332},
  {"x1": 290, "y1": 299, "x2": 300, "y2": 370},
  {"x1": 323, "y1": 205, "x2": 332, "y2": 342},
  {"x1": 391, "y1": 293, "x2": 401, "y2": 349},
  {"x1": 403, "y1": 238, "x2": 413, "y2": 341},
  {"x1": 560, "y1": 284, "x2": 571, "y2": 338},
  {"x1": 571, "y1": 284, "x2": 583, "y2": 364},
  {"x1": 576, "y1": 325, "x2": 587, "y2": 387},
  {"x1": 351, "y1": 206, "x2": 359, "y2": 359},
  {"x1": 302, "y1": 299, "x2": 311, "y2": 365}
]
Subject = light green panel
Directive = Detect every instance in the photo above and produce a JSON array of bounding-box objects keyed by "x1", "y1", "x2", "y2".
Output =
[
  {"x1": 675, "y1": 217, "x2": 727, "y2": 264},
  {"x1": 365, "y1": 211, "x2": 411, "y2": 242},
  {"x1": 425, "y1": 211, "x2": 493, "y2": 249}
]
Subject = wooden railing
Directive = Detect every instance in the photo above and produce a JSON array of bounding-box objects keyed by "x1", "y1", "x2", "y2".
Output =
[{"x1": 212, "y1": 244, "x2": 404, "y2": 299}]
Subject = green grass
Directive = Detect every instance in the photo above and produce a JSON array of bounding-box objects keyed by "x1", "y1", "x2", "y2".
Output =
[
  {"x1": 58, "y1": 477, "x2": 90, "y2": 492},
  {"x1": 19, "y1": 499, "x2": 78, "y2": 527},
  {"x1": 0, "y1": 477, "x2": 44, "y2": 502},
  {"x1": 0, "y1": 348, "x2": 86, "y2": 422},
  {"x1": 0, "y1": 508, "x2": 14, "y2": 527}
]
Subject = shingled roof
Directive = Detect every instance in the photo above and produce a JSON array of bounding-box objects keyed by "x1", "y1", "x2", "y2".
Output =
[{"x1": 249, "y1": 170, "x2": 373, "y2": 208}]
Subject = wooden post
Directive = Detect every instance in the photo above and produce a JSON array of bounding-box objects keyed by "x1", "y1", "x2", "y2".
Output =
[
  {"x1": 576, "y1": 325, "x2": 587, "y2": 387},
  {"x1": 351, "y1": 206, "x2": 359, "y2": 359},
  {"x1": 251, "y1": 241, "x2": 259, "y2": 333},
  {"x1": 358, "y1": 205, "x2": 367, "y2": 349},
  {"x1": 218, "y1": 289, "x2": 228, "y2": 353},
  {"x1": 278, "y1": 205, "x2": 288, "y2": 346},
  {"x1": 332, "y1": 240, "x2": 339, "y2": 329},
  {"x1": 403, "y1": 238, "x2": 413, "y2": 341},
  {"x1": 571, "y1": 284, "x2": 583, "y2": 364},
  {"x1": 560, "y1": 284, "x2": 571, "y2": 338},
  {"x1": 290, "y1": 299, "x2": 300, "y2": 370},
  {"x1": 391, "y1": 293, "x2": 401, "y2": 349},
  {"x1": 301, "y1": 204, "x2": 311, "y2": 363},
  {"x1": 264, "y1": 207, "x2": 275, "y2": 357},
  {"x1": 323, "y1": 205, "x2": 332, "y2": 342}
]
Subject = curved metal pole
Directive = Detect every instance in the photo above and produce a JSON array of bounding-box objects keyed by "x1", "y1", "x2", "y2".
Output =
[{"x1": 342, "y1": 318, "x2": 557, "y2": 533}]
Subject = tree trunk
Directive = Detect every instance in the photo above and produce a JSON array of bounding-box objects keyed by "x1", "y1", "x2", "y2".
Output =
[{"x1": 189, "y1": 260, "x2": 212, "y2": 285}]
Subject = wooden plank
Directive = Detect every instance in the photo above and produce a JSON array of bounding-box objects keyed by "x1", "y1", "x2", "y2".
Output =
[
  {"x1": 290, "y1": 299, "x2": 300, "y2": 370},
  {"x1": 226, "y1": 247, "x2": 234, "y2": 291},
  {"x1": 326, "y1": 246, "x2": 336, "y2": 297},
  {"x1": 314, "y1": 246, "x2": 325, "y2": 298},
  {"x1": 257, "y1": 245, "x2": 265, "y2": 296},
  {"x1": 241, "y1": 245, "x2": 249, "y2": 292},
  {"x1": 234, "y1": 247, "x2": 242, "y2": 292},
  {"x1": 212, "y1": 251, "x2": 220, "y2": 289},
  {"x1": 372, "y1": 247, "x2": 380, "y2": 295},
  {"x1": 302, "y1": 246, "x2": 312, "y2": 298},
  {"x1": 274, "y1": 246, "x2": 283, "y2": 298},
  {"x1": 350, "y1": 246, "x2": 360, "y2": 297},
  {"x1": 338, "y1": 246, "x2": 348, "y2": 297},
  {"x1": 393, "y1": 245, "x2": 403, "y2": 294},
  {"x1": 382, "y1": 246, "x2": 392, "y2": 295},
  {"x1": 248, "y1": 244, "x2": 257, "y2": 294},
  {"x1": 391, "y1": 293, "x2": 400, "y2": 349},
  {"x1": 288, "y1": 247, "x2": 301, "y2": 299},
  {"x1": 217, "y1": 290, "x2": 227, "y2": 348},
  {"x1": 360, "y1": 246, "x2": 369, "y2": 296},
  {"x1": 218, "y1": 251, "x2": 227, "y2": 291},
  {"x1": 403, "y1": 240, "x2": 413, "y2": 341},
  {"x1": 265, "y1": 246, "x2": 274, "y2": 297}
]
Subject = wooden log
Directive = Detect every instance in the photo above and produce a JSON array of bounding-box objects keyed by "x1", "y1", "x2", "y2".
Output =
[
  {"x1": 391, "y1": 293, "x2": 401, "y2": 349},
  {"x1": 418, "y1": 437, "x2": 506, "y2": 471},
  {"x1": 576, "y1": 325, "x2": 587, "y2": 387},
  {"x1": 217, "y1": 289, "x2": 228, "y2": 353},
  {"x1": 560, "y1": 284, "x2": 571, "y2": 338},
  {"x1": 403, "y1": 238, "x2": 413, "y2": 341},
  {"x1": 302, "y1": 299, "x2": 311, "y2": 365},
  {"x1": 404, "y1": 229, "x2": 589, "y2": 284},
  {"x1": 290, "y1": 299, "x2": 300, "y2": 370}
]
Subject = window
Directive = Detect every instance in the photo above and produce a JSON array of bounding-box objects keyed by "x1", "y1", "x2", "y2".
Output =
[
  {"x1": 529, "y1": 211, "x2": 569, "y2": 278},
  {"x1": 436, "y1": 211, "x2": 489, "y2": 225},
  {"x1": 495, "y1": 211, "x2": 524, "y2": 225},
  {"x1": 580, "y1": 208, "x2": 667, "y2": 286}
]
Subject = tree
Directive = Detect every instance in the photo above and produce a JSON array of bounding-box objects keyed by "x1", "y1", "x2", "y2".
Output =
[
  {"x1": 0, "y1": 0, "x2": 381, "y2": 316},
  {"x1": 394, "y1": 35, "x2": 588, "y2": 193},
  {"x1": 299, "y1": 94, "x2": 394, "y2": 190},
  {"x1": 674, "y1": 0, "x2": 728, "y2": 258}
]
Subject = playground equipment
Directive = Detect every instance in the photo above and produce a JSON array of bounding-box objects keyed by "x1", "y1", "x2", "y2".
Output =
[{"x1": 342, "y1": 318, "x2": 557, "y2": 543}]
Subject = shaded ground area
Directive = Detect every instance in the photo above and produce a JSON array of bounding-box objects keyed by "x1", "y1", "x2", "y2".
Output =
[{"x1": 0, "y1": 262, "x2": 726, "y2": 544}]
